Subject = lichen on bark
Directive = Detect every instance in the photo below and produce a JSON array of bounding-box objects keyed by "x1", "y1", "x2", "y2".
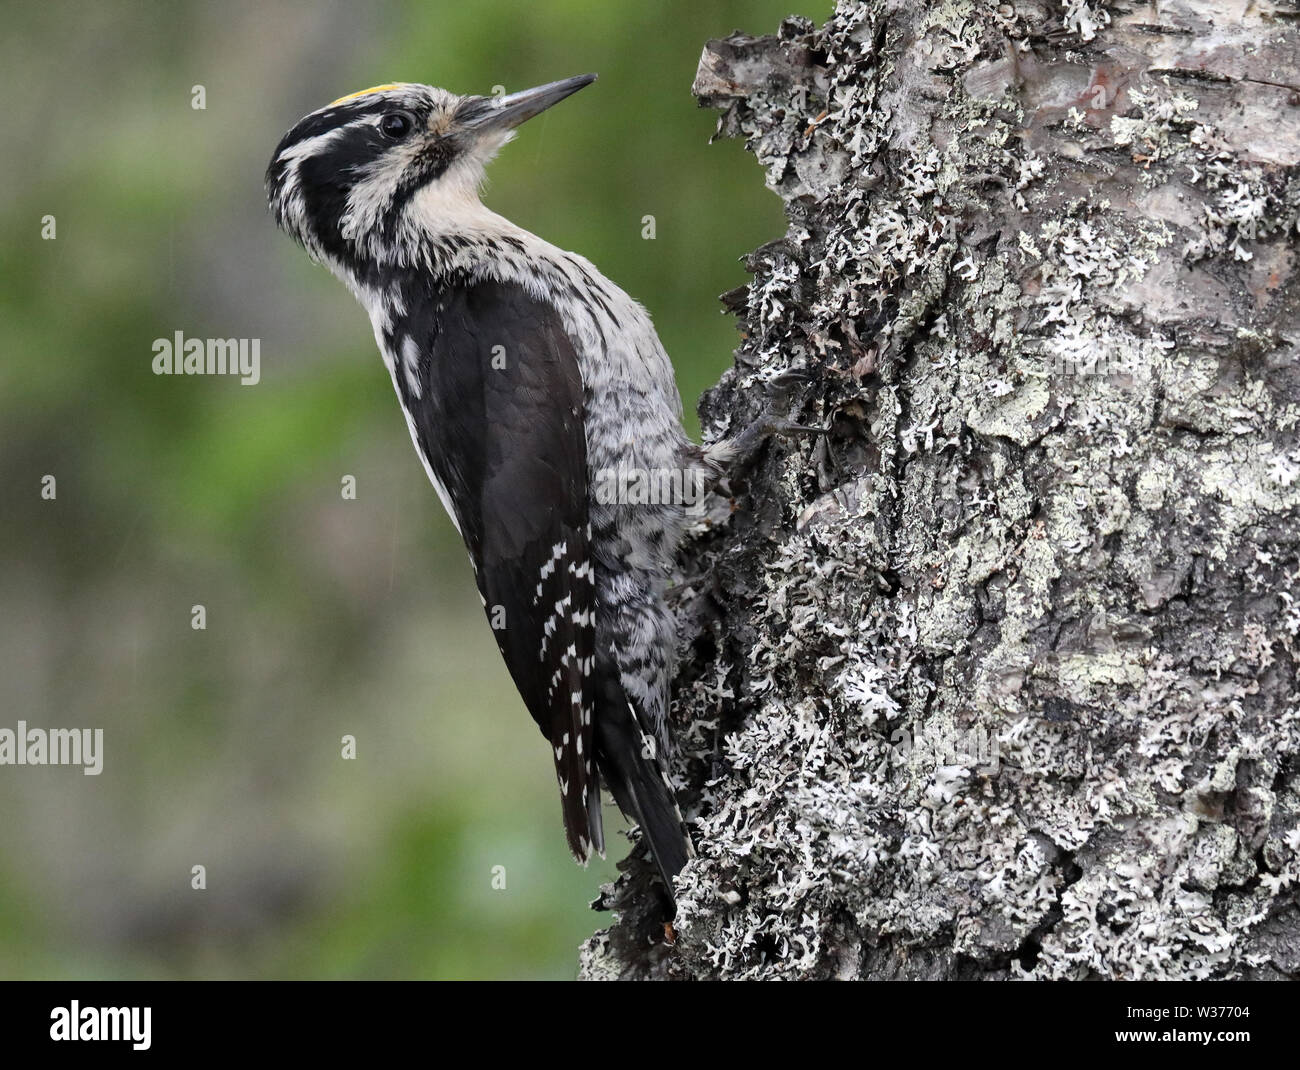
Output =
[{"x1": 580, "y1": 0, "x2": 1300, "y2": 980}]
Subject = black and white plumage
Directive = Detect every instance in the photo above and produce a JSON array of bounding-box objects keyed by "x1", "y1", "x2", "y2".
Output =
[{"x1": 266, "y1": 76, "x2": 696, "y2": 894}]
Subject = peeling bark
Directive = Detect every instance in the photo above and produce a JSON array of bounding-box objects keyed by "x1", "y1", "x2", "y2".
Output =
[{"x1": 580, "y1": 0, "x2": 1300, "y2": 980}]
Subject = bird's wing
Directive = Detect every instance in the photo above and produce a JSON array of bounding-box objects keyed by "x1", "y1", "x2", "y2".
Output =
[{"x1": 394, "y1": 276, "x2": 602, "y2": 862}]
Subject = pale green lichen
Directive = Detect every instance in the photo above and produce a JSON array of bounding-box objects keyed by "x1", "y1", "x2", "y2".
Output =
[{"x1": 583, "y1": 0, "x2": 1300, "y2": 981}]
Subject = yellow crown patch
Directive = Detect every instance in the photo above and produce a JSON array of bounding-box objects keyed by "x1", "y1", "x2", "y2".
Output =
[{"x1": 329, "y1": 84, "x2": 404, "y2": 107}]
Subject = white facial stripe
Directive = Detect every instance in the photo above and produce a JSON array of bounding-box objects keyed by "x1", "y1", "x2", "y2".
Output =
[
  {"x1": 272, "y1": 127, "x2": 349, "y2": 259},
  {"x1": 271, "y1": 85, "x2": 461, "y2": 261}
]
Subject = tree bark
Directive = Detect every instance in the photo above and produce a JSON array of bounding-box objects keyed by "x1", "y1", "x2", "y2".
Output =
[{"x1": 580, "y1": 0, "x2": 1300, "y2": 980}]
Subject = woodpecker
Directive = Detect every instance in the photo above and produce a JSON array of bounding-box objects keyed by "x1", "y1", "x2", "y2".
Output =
[{"x1": 266, "y1": 75, "x2": 697, "y2": 897}]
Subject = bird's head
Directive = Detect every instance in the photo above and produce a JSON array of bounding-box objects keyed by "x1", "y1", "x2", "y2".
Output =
[{"x1": 266, "y1": 75, "x2": 596, "y2": 269}]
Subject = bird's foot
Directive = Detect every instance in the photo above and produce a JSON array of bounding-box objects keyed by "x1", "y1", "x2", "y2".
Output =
[{"x1": 702, "y1": 368, "x2": 828, "y2": 473}]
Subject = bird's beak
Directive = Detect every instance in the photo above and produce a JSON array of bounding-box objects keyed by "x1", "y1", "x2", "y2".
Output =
[{"x1": 459, "y1": 74, "x2": 597, "y2": 136}]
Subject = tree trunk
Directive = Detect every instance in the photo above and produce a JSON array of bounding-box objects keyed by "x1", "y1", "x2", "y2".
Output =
[{"x1": 580, "y1": 0, "x2": 1300, "y2": 981}]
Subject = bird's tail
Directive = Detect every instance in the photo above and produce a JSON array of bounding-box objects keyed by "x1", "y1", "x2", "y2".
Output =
[{"x1": 593, "y1": 663, "x2": 692, "y2": 901}]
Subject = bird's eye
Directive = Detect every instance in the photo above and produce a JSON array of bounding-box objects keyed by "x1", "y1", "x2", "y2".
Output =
[{"x1": 380, "y1": 112, "x2": 413, "y2": 140}]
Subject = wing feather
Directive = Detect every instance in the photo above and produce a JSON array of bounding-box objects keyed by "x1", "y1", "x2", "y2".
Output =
[{"x1": 397, "y1": 276, "x2": 601, "y2": 860}]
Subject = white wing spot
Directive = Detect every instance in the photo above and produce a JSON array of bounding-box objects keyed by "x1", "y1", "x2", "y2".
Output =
[{"x1": 401, "y1": 336, "x2": 422, "y2": 399}]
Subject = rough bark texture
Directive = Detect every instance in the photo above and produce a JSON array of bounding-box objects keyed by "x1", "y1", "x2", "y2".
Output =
[{"x1": 580, "y1": 0, "x2": 1300, "y2": 980}]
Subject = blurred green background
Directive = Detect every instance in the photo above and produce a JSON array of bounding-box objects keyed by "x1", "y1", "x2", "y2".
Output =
[{"x1": 0, "y1": 0, "x2": 820, "y2": 979}]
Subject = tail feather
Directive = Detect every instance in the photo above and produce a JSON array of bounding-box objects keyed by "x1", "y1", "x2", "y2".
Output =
[
  {"x1": 586, "y1": 774, "x2": 605, "y2": 858},
  {"x1": 593, "y1": 661, "x2": 693, "y2": 899},
  {"x1": 608, "y1": 743, "x2": 692, "y2": 891},
  {"x1": 555, "y1": 741, "x2": 605, "y2": 864}
]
